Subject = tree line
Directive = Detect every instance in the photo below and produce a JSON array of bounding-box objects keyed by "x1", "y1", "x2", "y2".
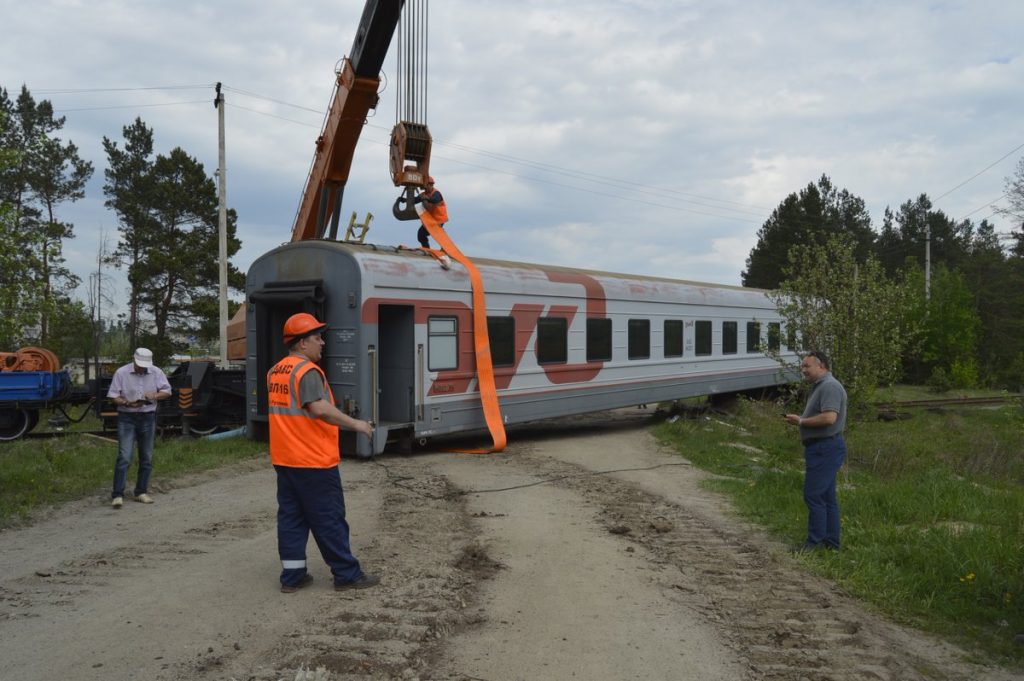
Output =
[
  {"x1": 744, "y1": 171, "x2": 1024, "y2": 397},
  {"x1": 0, "y1": 84, "x2": 243, "y2": 372}
]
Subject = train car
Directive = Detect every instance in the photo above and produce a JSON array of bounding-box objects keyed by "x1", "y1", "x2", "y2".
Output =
[{"x1": 244, "y1": 241, "x2": 798, "y2": 457}]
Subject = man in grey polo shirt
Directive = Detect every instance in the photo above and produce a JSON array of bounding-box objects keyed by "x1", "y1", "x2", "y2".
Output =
[{"x1": 784, "y1": 350, "x2": 848, "y2": 551}]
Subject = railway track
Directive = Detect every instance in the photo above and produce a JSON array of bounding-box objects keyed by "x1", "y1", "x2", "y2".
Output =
[{"x1": 874, "y1": 395, "x2": 1020, "y2": 410}]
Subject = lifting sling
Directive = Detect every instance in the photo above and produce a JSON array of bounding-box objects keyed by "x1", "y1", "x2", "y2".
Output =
[{"x1": 417, "y1": 208, "x2": 507, "y2": 454}]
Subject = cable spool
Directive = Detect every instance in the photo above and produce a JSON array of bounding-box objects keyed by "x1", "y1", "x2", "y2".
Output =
[{"x1": 0, "y1": 347, "x2": 61, "y2": 372}]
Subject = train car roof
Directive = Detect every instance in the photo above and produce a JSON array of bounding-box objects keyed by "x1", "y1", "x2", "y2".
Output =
[{"x1": 317, "y1": 240, "x2": 774, "y2": 295}]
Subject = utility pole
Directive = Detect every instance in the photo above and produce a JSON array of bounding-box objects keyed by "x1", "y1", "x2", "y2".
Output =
[
  {"x1": 925, "y1": 222, "x2": 931, "y2": 302},
  {"x1": 214, "y1": 83, "x2": 229, "y2": 368}
]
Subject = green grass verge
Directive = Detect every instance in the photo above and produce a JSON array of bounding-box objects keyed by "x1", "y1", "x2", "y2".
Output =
[
  {"x1": 0, "y1": 415, "x2": 265, "y2": 528},
  {"x1": 655, "y1": 397, "x2": 1024, "y2": 665}
]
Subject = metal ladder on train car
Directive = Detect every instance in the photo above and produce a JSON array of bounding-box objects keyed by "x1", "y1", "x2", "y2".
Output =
[{"x1": 417, "y1": 210, "x2": 507, "y2": 454}]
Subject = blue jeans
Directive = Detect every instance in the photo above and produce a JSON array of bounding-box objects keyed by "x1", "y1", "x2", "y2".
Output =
[
  {"x1": 275, "y1": 465, "x2": 363, "y2": 588},
  {"x1": 112, "y1": 412, "x2": 156, "y2": 498},
  {"x1": 803, "y1": 435, "x2": 846, "y2": 548}
]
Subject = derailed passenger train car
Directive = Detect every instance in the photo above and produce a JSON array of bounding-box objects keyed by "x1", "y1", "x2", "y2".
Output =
[{"x1": 244, "y1": 241, "x2": 796, "y2": 457}]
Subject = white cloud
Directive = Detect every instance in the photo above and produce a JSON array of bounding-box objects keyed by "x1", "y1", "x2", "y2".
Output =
[{"x1": 2, "y1": 0, "x2": 1023, "y2": 315}]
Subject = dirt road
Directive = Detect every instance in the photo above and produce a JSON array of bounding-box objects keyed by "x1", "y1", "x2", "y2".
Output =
[{"x1": 0, "y1": 408, "x2": 1016, "y2": 681}]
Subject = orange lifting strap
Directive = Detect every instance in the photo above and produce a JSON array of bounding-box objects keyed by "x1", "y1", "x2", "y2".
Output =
[{"x1": 418, "y1": 211, "x2": 507, "y2": 454}]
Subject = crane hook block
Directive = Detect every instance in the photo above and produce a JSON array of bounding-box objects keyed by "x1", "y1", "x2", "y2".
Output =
[
  {"x1": 390, "y1": 121, "x2": 432, "y2": 188},
  {"x1": 392, "y1": 187, "x2": 420, "y2": 221}
]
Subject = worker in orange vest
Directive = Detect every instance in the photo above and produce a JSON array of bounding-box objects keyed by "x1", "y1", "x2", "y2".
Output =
[
  {"x1": 267, "y1": 312, "x2": 379, "y2": 593},
  {"x1": 414, "y1": 176, "x2": 451, "y2": 269}
]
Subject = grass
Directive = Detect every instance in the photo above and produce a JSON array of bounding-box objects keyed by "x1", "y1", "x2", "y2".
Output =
[
  {"x1": 655, "y1": 395, "x2": 1024, "y2": 665},
  {"x1": 0, "y1": 413, "x2": 266, "y2": 528}
]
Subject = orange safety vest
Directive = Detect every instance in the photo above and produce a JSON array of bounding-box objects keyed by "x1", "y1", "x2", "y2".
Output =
[
  {"x1": 267, "y1": 355, "x2": 339, "y2": 468},
  {"x1": 422, "y1": 190, "x2": 449, "y2": 224}
]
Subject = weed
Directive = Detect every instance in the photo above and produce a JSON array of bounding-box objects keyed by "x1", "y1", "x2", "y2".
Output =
[{"x1": 655, "y1": 396, "x2": 1024, "y2": 664}]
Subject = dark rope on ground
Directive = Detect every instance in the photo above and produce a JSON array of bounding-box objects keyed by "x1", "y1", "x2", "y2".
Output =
[{"x1": 371, "y1": 459, "x2": 693, "y2": 501}]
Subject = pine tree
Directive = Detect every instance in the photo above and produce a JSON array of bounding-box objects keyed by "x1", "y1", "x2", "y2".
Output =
[{"x1": 742, "y1": 175, "x2": 874, "y2": 289}]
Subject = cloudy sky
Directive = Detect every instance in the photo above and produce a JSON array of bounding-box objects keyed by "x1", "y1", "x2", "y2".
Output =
[{"x1": 4, "y1": 0, "x2": 1023, "y2": 312}]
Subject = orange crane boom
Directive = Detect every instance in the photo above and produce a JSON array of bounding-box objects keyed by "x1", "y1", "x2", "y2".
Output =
[{"x1": 227, "y1": 0, "x2": 409, "y2": 359}]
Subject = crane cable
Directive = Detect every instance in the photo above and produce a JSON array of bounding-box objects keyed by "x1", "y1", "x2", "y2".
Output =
[
  {"x1": 395, "y1": 0, "x2": 428, "y2": 125},
  {"x1": 417, "y1": 209, "x2": 507, "y2": 454}
]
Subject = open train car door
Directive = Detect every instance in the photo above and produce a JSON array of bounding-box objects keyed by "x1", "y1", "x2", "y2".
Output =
[
  {"x1": 376, "y1": 304, "x2": 416, "y2": 431},
  {"x1": 247, "y1": 280, "x2": 325, "y2": 441}
]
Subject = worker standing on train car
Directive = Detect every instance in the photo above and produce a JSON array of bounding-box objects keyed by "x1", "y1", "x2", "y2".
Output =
[
  {"x1": 414, "y1": 176, "x2": 451, "y2": 269},
  {"x1": 784, "y1": 350, "x2": 848, "y2": 552},
  {"x1": 108, "y1": 348, "x2": 171, "y2": 509},
  {"x1": 267, "y1": 312, "x2": 379, "y2": 594}
]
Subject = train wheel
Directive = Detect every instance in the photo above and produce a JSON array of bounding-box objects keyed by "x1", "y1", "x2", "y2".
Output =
[
  {"x1": 188, "y1": 422, "x2": 219, "y2": 436},
  {"x1": 0, "y1": 408, "x2": 32, "y2": 441}
]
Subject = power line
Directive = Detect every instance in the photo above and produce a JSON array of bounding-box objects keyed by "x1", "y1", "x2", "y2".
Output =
[
  {"x1": 216, "y1": 85, "x2": 772, "y2": 216},
  {"x1": 35, "y1": 85, "x2": 213, "y2": 94},
  {"x1": 228, "y1": 102, "x2": 764, "y2": 225},
  {"x1": 932, "y1": 142, "x2": 1024, "y2": 202},
  {"x1": 959, "y1": 194, "x2": 1007, "y2": 221},
  {"x1": 53, "y1": 100, "x2": 211, "y2": 113}
]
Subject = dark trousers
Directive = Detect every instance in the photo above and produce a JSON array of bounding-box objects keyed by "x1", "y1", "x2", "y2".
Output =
[
  {"x1": 418, "y1": 222, "x2": 447, "y2": 248},
  {"x1": 803, "y1": 435, "x2": 845, "y2": 548},
  {"x1": 275, "y1": 465, "x2": 363, "y2": 587}
]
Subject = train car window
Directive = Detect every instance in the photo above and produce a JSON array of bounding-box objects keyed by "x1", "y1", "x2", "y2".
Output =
[
  {"x1": 487, "y1": 317, "x2": 515, "y2": 367},
  {"x1": 746, "y1": 321, "x2": 762, "y2": 353},
  {"x1": 587, "y1": 318, "x2": 612, "y2": 362},
  {"x1": 628, "y1": 319, "x2": 650, "y2": 360},
  {"x1": 428, "y1": 316, "x2": 458, "y2": 371},
  {"x1": 695, "y1": 320, "x2": 712, "y2": 356},
  {"x1": 664, "y1": 320, "x2": 683, "y2": 358},
  {"x1": 722, "y1": 321, "x2": 738, "y2": 355},
  {"x1": 785, "y1": 324, "x2": 798, "y2": 351},
  {"x1": 537, "y1": 317, "x2": 568, "y2": 364},
  {"x1": 767, "y1": 322, "x2": 781, "y2": 351}
]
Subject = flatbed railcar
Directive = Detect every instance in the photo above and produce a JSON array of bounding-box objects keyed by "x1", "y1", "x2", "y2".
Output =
[
  {"x1": 244, "y1": 241, "x2": 798, "y2": 457},
  {"x1": 0, "y1": 370, "x2": 95, "y2": 441}
]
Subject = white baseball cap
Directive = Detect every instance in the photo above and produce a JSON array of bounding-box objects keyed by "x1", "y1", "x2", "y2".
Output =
[{"x1": 133, "y1": 348, "x2": 154, "y2": 368}]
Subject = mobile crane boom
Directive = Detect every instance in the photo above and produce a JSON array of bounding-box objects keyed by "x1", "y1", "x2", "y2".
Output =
[
  {"x1": 227, "y1": 0, "x2": 429, "y2": 358},
  {"x1": 291, "y1": 0, "x2": 405, "y2": 242}
]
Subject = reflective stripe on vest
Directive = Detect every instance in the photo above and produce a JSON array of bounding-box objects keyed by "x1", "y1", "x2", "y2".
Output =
[{"x1": 267, "y1": 356, "x2": 339, "y2": 468}]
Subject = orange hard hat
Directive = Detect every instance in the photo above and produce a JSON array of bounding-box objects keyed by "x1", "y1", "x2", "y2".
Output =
[{"x1": 283, "y1": 312, "x2": 327, "y2": 344}]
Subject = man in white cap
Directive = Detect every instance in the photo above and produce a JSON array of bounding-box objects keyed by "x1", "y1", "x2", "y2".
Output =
[{"x1": 107, "y1": 348, "x2": 172, "y2": 508}]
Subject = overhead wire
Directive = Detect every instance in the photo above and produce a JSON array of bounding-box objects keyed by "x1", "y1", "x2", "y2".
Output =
[
  {"x1": 34, "y1": 85, "x2": 213, "y2": 94},
  {"x1": 218, "y1": 84, "x2": 770, "y2": 217},
  {"x1": 932, "y1": 141, "x2": 1024, "y2": 203},
  {"x1": 40, "y1": 82, "x2": 1023, "y2": 240},
  {"x1": 52, "y1": 100, "x2": 211, "y2": 113},
  {"x1": 220, "y1": 94, "x2": 767, "y2": 223}
]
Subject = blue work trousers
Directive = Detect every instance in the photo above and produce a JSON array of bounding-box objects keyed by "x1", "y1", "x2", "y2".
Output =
[
  {"x1": 275, "y1": 465, "x2": 363, "y2": 588},
  {"x1": 112, "y1": 411, "x2": 156, "y2": 498},
  {"x1": 803, "y1": 435, "x2": 846, "y2": 548}
]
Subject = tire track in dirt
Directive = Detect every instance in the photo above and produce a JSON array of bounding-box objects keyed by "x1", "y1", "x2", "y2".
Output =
[
  {"x1": 0, "y1": 512, "x2": 273, "y2": 616},
  {"x1": 504, "y1": 442, "x2": 1015, "y2": 681},
  {"x1": 175, "y1": 463, "x2": 492, "y2": 680}
]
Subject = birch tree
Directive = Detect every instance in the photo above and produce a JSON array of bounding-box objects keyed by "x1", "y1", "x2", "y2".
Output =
[{"x1": 770, "y1": 233, "x2": 918, "y2": 408}]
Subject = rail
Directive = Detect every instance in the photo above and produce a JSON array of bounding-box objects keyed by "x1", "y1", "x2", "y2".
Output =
[{"x1": 874, "y1": 395, "x2": 1020, "y2": 410}]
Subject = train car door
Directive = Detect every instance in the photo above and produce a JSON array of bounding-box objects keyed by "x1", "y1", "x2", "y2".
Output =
[{"x1": 377, "y1": 305, "x2": 415, "y2": 425}]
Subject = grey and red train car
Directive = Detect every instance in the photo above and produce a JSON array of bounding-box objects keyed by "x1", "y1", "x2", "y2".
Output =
[{"x1": 243, "y1": 241, "x2": 797, "y2": 457}]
